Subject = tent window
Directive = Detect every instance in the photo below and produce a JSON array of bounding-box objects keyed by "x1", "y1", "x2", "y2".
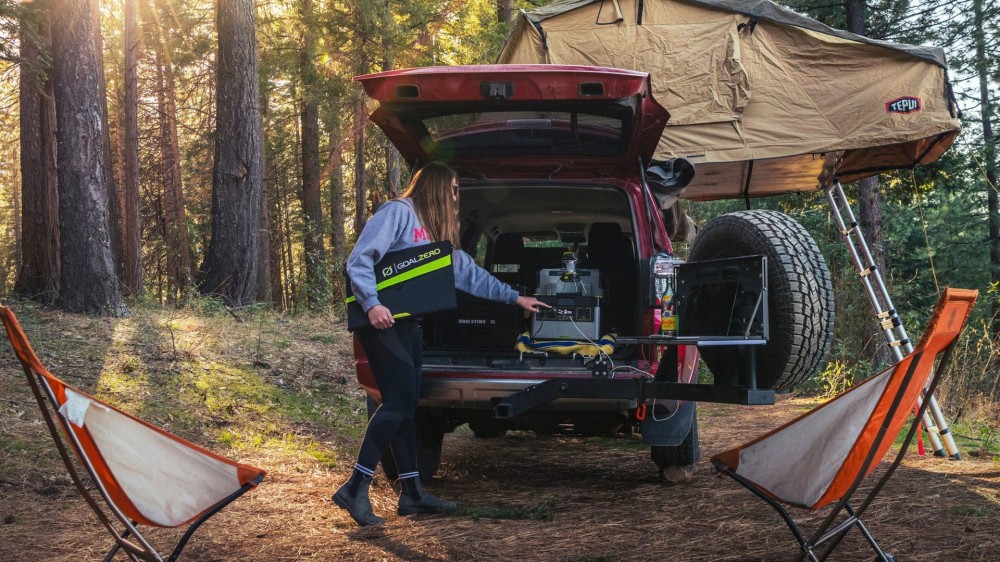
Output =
[{"x1": 596, "y1": 0, "x2": 624, "y2": 25}]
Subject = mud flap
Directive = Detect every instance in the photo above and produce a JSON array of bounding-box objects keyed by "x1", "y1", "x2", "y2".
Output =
[{"x1": 639, "y1": 399, "x2": 695, "y2": 446}]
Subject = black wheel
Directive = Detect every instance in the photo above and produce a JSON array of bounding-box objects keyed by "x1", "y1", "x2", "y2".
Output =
[
  {"x1": 688, "y1": 210, "x2": 834, "y2": 391},
  {"x1": 365, "y1": 398, "x2": 443, "y2": 482},
  {"x1": 650, "y1": 413, "x2": 699, "y2": 470}
]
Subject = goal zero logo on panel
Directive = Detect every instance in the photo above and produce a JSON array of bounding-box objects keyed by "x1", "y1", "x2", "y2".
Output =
[
  {"x1": 886, "y1": 97, "x2": 921, "y2": 114},
  {"x1": 394, "y1": 247, "x2": 441, "y2": 273}
]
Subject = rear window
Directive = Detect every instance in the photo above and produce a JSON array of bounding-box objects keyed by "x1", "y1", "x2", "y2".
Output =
[{"x1": 422, "y1": 111, "x2": 626, "y2": 156}]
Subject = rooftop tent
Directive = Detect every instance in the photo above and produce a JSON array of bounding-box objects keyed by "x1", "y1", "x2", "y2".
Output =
[{"x1": 498, "y1": 0, "x2": 960, "y2": 200}]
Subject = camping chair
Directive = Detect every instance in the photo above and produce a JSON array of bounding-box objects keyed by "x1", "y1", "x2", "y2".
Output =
[
  {"x1": 0, "y1": 305, "x2": 266, "y2": 562},
  {"x1": 711, "y1": 288, "x2": 977, "y2": 562}
]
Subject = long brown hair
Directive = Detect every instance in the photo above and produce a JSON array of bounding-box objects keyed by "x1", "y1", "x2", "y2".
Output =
[{"x1": 400, "y1": 161, "x2": 460, "y2": 246}]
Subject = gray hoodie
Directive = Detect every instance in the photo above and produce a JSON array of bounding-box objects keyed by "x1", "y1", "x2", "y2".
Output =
[{"x1": 347, "y1": 198, "x2": 519, "y2": 313}]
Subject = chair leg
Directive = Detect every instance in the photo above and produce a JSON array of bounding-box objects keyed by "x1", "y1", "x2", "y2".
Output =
[
  {"x1": 166, "y1": 480, "x2": 259, "y2": 562},
  {"x1": 812, "y1": 504, "x2": 892, "y2": 562},
  {"x1": 816, "y1": 363, "x2": 950, "y2": 562},
  {"x1": 102, "y1": 542, "x2": 121, "y2": 562},
  {"x1": 721, "y1": 465, "x2": 892, "y2": 562},
  {"x1": 848, "y1": 506, "x2": 894, "y2": 562},
  {"x1": 103, "y1": 527, "x2": 156, "y2": 562},
  {"x1": 718, "y1": 465, "x2": 818, "y2": 561}
]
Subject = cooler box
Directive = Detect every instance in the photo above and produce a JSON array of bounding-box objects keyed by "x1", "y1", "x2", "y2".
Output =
[{"x1": 430, "y1": 293, "x2": 524, "y2": 349}]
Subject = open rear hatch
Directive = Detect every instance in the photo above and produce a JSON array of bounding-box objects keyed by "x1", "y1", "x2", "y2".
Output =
[{"x1": 354, "y1": 65, "x2": 669, "y2": 179}]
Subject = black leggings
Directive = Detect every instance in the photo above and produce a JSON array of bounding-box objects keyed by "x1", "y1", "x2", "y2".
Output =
[{"x1": 354, "y1": 319, "x2": 422, "y2": 476}]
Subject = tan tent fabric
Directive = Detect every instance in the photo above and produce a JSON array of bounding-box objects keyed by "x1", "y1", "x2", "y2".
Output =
[{"x1": 499, "y1": 0, "x2": 959, "y2": 199}]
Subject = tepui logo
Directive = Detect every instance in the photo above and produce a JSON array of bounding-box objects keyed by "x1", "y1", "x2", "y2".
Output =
[{"x1": 886, "y1": 97, "x2": 921, "y2": 114}]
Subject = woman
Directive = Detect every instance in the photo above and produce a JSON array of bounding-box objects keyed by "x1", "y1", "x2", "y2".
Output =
[{"x1": 334, "y1": 161, "x2": 548, "y2": 526}]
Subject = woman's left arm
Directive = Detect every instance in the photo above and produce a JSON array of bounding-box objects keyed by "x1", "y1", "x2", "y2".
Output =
[{"x1": 452, "y1": 250, "x2": 548, "y2": 312}]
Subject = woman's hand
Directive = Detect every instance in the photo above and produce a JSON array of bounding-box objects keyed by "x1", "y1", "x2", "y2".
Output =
[
  {"x1": 516, "y1": 296, "x2": 550, "y2": 313},
  {"x1": 367, "y1": 305, "x2": 394, "y2": 330}
]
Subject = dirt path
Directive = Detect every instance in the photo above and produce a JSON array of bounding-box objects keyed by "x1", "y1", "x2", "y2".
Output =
[{"x1": 2, "y1": 397, "x2": 997, "y2": 561}]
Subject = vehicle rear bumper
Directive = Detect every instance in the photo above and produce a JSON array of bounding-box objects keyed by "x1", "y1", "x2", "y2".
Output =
[{"x1": 417, "y1": 375, "x2": 638, "y2": 411}]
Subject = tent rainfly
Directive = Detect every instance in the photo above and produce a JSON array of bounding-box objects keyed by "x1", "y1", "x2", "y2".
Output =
[{"x1": 498, "y1": 0, "x2": 960, "y2": 201}]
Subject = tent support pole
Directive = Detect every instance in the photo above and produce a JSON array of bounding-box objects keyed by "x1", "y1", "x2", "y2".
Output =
[{"x1": 824, "y1": 179, "x2": 959, "y2": 459}]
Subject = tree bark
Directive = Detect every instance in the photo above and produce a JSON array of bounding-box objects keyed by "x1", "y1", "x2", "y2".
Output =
[
  {"x1": 121, "y1": 0, "x2": 142, "y2": 296},
  {"x1": 151, "y1": 10, "x2": 193, "y2": 303},
  {"x1": 381, "y1": 56, "x2": 401, "y2": 198},
  {"x1": 497, "y1": 0, "x2": 513, "y2": 23},
  {"x1": 257, "y1": 89, "x2": 275, "y2": 306},
  {"x1": 973, "y1": 0, "x2": 1000, "y2": 338},
  {"x1": 264, "y1": 177, "x2": 283, "y2": 308},
  {"x1": 198, "y1": 0, "x2": 264, "y2": 307},
  {"x1": 844, "y1": 0, "x2": 865, "y2": 35},
  {"x1": 329, "y1": 115, "x2": 346, "y2": 303},
  {"x1": 352, "y1": 76, "x2": 368, "y2": 237},
  {"x1": 329, "y1": 126, "x2": 346, "y2": 266},
  {"x1": 15, "y1": 5, "x2": 60, "y2": 303},
  {"x1": 857, "y1": 176, "x2": 890, "y2": 365},
  {"x1": 280, "y1": 185, "x2": 297, "y2": 308},
  {"x1": 257, "y1": 162, "x2": 275, "y2": 305},
  {"x1": 91, "y1": 0, "x2": 124, "y2": 284},
  {"x1": 300, "y1": 0, "x2": 327, "y2": 307},
  {"x1": 50, "y1": 0, "x2": 126, "y2": 316}
]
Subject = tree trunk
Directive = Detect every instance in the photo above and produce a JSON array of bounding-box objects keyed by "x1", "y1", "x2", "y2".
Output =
[
  {"x1": 497, "y1": 0, "x2": 513, "y2": 23},
  {"x1": 844, "y1": 0, "x2": 865, "y2": 35},
  {"x1": 257, "y1": 165, "x2": 275, "y2": 305},
  {"x1": 280, "y1": 186, "x2": 297, "y2": 309},
  {"x1": 266, "y1": 177, "x2": 284, "y2": 308},
  {"x1": 260, "y1": 83, "x2": 282, "y2": 308},
  {"x1": 857, "y1": 176, "x2": 890, "y2": 365},
  {"x1": 152, "y1": 13, "x2": 193, "y2": 303},
  {"x1": 50, "y1": 0, "x2": 126, "y2": 316},
  {"x1": 300, "y1": 0, "x2": 327, "y2": 307},
  {"x1": 973, "y1": 0, "x2": 1000, "y2": 338},
  {"x1": 257, "y1": 90, "x2": 275, "y2": 306},
  {"x1": 15, "y1": 5, "x2": 60, "y2": 303},
  {"x1": 329, "y1": 116, "x2": 346, "y2": 305},
  {"x1": 329, "y1": 124, "x2": 346, "y2": 266},
  {"x1": 121, "y1": 0, "x2": 142, "y2": 296},
  {"x1": 91, "y1": 0, "x2": 124, "y2": 284},
  {"x1": 10, "y1": 165, "x2": 21, "y2": 286},
  {"x1": 198, "y1": 0, "x2": 263, "y2": 307},
  {"x1": 352, "y1": 77, "x2": 368, "y2": 237},
  {"x1": 381, "y1": 56, "x2": 401, "y2": 198},
  {"x1": 385, "y1": 143, "x2": 401, "y2": 197}
]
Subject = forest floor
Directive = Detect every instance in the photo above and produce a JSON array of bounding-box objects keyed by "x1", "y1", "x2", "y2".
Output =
[{"x1": 0, "y1": 301, "x2": 998, "y2": 561}]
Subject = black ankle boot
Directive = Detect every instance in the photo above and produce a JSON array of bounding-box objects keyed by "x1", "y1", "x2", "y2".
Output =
[
  {"x1": 332, "y1": 470, "x2": 384, "y2": 526},
  {"x1": 397, "y1": 477, "x2": 457, "y2": 515}
]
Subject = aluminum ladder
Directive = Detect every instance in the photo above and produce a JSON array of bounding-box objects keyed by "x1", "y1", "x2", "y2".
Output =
[{"x1": 826, "y1": 179, "x2": 960, "y2": 459}]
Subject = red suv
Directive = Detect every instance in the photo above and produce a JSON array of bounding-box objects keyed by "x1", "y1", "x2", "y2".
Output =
[{"x1": 352, "y1": 65, "x2": 833, "y2": 478}]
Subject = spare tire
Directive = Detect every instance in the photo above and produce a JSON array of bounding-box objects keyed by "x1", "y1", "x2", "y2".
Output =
[{"x1": 688, "y1": 210, "x2": 834, "y2": 391}]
